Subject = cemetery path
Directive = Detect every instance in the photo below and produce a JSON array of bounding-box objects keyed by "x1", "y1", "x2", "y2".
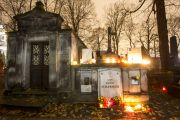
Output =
[{"x1": 0, "y1": 89, "x2": 180, "y2": 120}]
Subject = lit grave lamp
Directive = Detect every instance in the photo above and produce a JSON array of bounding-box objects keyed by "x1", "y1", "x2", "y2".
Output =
[
  {"x1": 121, "y1": 59, "x2": 128, "y2": 64},
  {"x1": 104, "y1": 57, "x2": 120, "y2": 64},
  {"x1": 105, "y1": 58, "x2": 111, "y2": 63},
  {"x1": 80, "y1": 59, "x2": 83, "y2": 64},
  {"x1": 142, "y1": 59, "x2": 151, "y2": 65},
  {"x1": 91, "y1": 58, "x2": 96, "y2": 64},
  {"x1": 122, "y1": 95, "x2": 150, "y2": 112},
  {"x1": 125, "y1": 105, "x2": 134, "y2": 112},
  {"x1": 102, "y1": 53, "x2": 120, "y2": 64},
  {"x1": 71, "y1": 61, "x2": 78, "y2": 65},
  {"x1": 127, "y1": 48, "x2": 151, "y2": 65},
  {"x1": 124, "y1": 103, "x2": 149, "y2": 112},
  {"x1": 161, "y1": 86, "x2": 168, "y2": 93}
]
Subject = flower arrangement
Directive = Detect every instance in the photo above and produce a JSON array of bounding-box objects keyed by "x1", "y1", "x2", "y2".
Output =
[
  {"x1": 98, "y1": 96, "x2": 122, "y2": 108},
  {"x1": 112, "y1": 96, "x2": 122, "y2": 105},
  {"x1": 98, "y1": 96, "x2": 105, "y2": 104}
]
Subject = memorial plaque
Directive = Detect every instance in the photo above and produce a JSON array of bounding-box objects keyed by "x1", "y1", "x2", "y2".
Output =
[
  {"x1": 98, "y1": 68, "x2": 123, "y2": 98},
  {"x1": 129, "y1": 70, "x2": 141, "y2": 93},
  {"x1": 80, "y1": 70, "x2": 92, "y2": 93},
  {"x1": 81, "y1": 85, "x2": 92, "y2": 93}
]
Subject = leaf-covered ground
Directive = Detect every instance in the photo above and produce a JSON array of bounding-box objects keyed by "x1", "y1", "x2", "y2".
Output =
[{"x1": 0, "y1": 89, "x2": 180, "y2": 120}]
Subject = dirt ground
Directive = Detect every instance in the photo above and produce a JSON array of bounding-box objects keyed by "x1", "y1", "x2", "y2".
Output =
[
  {"x1": 0, "y1": 89, "x2": 179, "y2": 120},
  {"x1": 0, "y1": 74, "x2": 5, "y2": 95}
]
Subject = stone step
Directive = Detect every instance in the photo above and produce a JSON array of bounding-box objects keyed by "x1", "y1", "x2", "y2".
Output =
[
  {"x1": 10, "y1": 89, "x2": 49, "y2": 96},
  {"x1": 0, "y1": 95, "x2": 50, "y2": 108}
]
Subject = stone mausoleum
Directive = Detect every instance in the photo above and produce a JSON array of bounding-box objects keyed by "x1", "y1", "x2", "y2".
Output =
[
  {"x1": 6, "y1": 2, "x2": 85, "y2": 91},
  {"x1": 5, "y1": 2, "x2": 149, "y2": 105}
]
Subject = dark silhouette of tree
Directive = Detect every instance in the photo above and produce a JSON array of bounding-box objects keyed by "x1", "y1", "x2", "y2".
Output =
[
  {"x1": 87, "y1": 27, "x2": 107, "y2": 51},
  {"x1": 124, "y1": 0, "x2": 170, "y2": 70},
  {"x1": 155, "y1": 0, "x2": 170, "y2": 70},
  {"x1": 0, "y1": 0, "x2": 95, "y2": 44},
  {"x1": 105, "y1": 2, "x2": 128, "y2": 55},
  {"x1": 62, "y1": 0, "x2": 95, "y2": 40},
  {"x1": 125, "y1": 15, "x2": 136, "y2": 48},
  {"x1": 137, "y1": 17, "x2": 159, "y2": 57},
  {"x1": 53, "y1": 0, "x2": 66, "y2": 14},
  {"x1": 166, "y1": 0, "x2": 180, "y2": 48},
  {"x1": 0, "y1": 0, "x2": 29, "y2": 30}
]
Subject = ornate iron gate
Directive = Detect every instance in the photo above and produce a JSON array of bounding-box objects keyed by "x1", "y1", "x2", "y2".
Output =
[{"x1": 30, "y1": 42, "x2": 49, "y2": 89}]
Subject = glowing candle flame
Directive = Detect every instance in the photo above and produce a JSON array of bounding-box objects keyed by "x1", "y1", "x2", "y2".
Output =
[{"x1": 125, "y1": 106, "x2": 134, "y2": 112}]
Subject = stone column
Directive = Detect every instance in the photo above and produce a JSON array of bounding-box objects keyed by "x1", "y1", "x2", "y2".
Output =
[
  {"x1": 15, "y1": 33, "x2": 24, "y2": 88},
  {"x1": 6, "y1": 32, "x2": 17, "y2": 63},
  {"x1": 22, "y1": 34, "x2": 31, "y2": 89},
  {"x1": 56, "y1": 32, "x2": 61, "y2": 88},
  {"x1": 49, "y1": 32, "x2": 58, "y2": 89},
  {"x1": 58, "y1": 29, "x2": 71, "y2": 90},
  {"x1": 6, "y1": 32, "x2": 17, "y2": 90}
]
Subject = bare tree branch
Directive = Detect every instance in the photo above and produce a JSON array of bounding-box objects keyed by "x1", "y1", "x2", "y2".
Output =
[
  {"x1": 105, "y1": 2, "x2": 128, "y2": 54},
  {"x1": 166, "y1": 3, "x2": 180, "y2": 7},
  {"x1": 123, "y1": 0, "x2": 146, "y2": 13}
]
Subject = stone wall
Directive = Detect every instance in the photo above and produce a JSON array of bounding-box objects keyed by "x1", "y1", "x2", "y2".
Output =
[{"x1": 58, "y1": 30, "x2": 71, "y2": 90}]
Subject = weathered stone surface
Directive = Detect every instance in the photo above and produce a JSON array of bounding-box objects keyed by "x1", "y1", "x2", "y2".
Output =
[
  {"x1": 6, "y1": 1, "x2": 83, "y2": 91},
  {"x1": 14, "y1": 2, "x2": 63, "y2": 32},
  {"x1": 58, "y1": 30, "x2": 71, "y2": 89}
]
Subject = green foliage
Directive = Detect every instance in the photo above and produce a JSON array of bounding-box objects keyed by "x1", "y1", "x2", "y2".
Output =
[{"x1": 112, "y1": 96, "x2": 122, "y2": 105}]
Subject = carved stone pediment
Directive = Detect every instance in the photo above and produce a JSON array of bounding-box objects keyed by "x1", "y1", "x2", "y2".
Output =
[{"x1": 14, "y1": 1, "x2": 64, "y2": 32}]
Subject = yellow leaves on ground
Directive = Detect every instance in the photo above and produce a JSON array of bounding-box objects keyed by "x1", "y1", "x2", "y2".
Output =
[
  {"x1": 0, "y1": 89, "x2": 180, "y2": 119},
  {"x1": 169, "y1": 117, "x2": 180, "y2": 120}
]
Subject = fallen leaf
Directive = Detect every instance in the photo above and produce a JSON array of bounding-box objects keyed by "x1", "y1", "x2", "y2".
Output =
[{"x1": 62, "y1": 113, "x2": 67, "y2": 117}]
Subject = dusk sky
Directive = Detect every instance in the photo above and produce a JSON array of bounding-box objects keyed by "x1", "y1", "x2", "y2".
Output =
[
  {"x1": 93, "y1": 0, "x2": 141, "y2": 17},
  {"x1": 92, "y1": 0, "x2": 119, "y2": 21},
  {"x1": 92, "y1": 0, "x2": 145, "y2": 27}
]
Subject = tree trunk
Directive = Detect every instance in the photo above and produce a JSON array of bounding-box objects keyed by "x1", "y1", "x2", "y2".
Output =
[
  {"x1": 155, "y1": 0, "x2": 170, "y2": 71},
  {"x1": 154, "y1": 38, "x2": 156, "y2": 58},
  {"x1": 29, "y1": 0, "x2": 33, "y2": 10},
  {"x1": 147, "y1": 21, "x2": 150, "y2": 53}
]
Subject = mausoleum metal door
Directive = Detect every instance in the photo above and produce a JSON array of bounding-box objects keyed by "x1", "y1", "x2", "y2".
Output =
[{"x1": 30, "y1": 42, "x2": 49, "y2": 89}]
